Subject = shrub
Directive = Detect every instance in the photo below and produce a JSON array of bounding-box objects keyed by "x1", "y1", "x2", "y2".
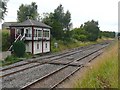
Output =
[
  {"x1": 2, "y1": 30, "x2": 10, "y2": 51},
  {"x1": 78, "y1": 35, "x2": 87, "y2": 42},
  {"x1": 5, "y1": 55, "x2": 17, "y2": 62},
  {"x1": 13, "y1": 41, "x2": 26, "y2": 57}
]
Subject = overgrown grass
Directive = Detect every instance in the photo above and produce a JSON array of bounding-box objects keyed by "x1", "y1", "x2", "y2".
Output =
[
  {"x1": 0, "y1": 55, "x2": 20, "y2": 66},
  {"x1": 74, "y1": 40, "x2": 118, "y2": 89},
  {"x1": 0, "y1": 53, "x2": 32, "y2": 67},
  {"x1": 51, "y1": 38, "x2": 113, "y2": 53}
]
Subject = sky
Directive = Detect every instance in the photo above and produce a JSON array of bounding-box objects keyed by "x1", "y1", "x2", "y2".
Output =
[{"x1": 0, "y1": 0, "x2": 119, "y2": 32}]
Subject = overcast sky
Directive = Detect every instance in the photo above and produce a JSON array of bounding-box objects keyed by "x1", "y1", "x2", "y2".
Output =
[{"x1": 0, "y1": 0, "x2": 119, "y2": 32}]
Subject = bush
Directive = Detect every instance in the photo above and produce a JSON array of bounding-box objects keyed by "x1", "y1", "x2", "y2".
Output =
[
  {"x1": 2, "y1": 30, "x2": 10, "y2": 51},
  {"x1": 13, "y1": 41, "x2": 26, "y2": 57},
  {"x1": 78, "y1": 35, "x2": 87, "y2": 42}
]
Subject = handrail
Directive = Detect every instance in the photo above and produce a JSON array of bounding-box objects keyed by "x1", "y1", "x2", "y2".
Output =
[
  {"x1": 8, "y1": 34, "x2": 22, "y2": 51},
  {"x1": 14, "y1": 34, "x2": 21, "y2": 42},
  {"x1": 20, "y1": 34, "x2": 25, "y2": 40}
]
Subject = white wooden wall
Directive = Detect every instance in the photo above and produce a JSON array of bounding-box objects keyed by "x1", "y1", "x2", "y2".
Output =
[
  {"x1": 24, "y1": 27, "x2": 50, "y2": 54},
  {"x1": 33, "y1": 41, "x2": 42, "y2": 54},
  {"x1": 43, "y1": 41, "x2": 50, "y2": 53},
  {"x1": 25, "y1": 41, "x2": 50, "y2": 54},
  {"x1": 25, "y1": 42, "x2": 32, "y2": 53}
]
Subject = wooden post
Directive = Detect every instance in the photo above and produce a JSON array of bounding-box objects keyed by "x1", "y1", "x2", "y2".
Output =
[
  {"x1": 10, "y1": 27, "x2": 15, "y2": 44},
  {"x1": 32, "y1": 26, "x2": 34, "y2": 54},
  {"x1": 49, "y1": 29, "x2": 51, "y2": 52},
  {"x1": 42, "y1": 28, "x2": 43, "y2": 54}
]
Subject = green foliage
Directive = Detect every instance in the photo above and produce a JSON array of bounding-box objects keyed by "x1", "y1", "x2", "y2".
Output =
[
  {"x1": 2, "y1": 30, "x2": 10, "y2": 51},
  {"x1": 78, "y1": 35, "x2": 87, "y2": 42},
  {"x1": 63, "y1": 10, "x2": 72, "y2": 30},
  {"x1": 118, "y1": 32, "x2": 120, "y2": 36},
  {"x1": 83, "y1": 20, "x2": 100, "y2": 41},
  {"x1": 0, "y1": 0, "x2": 8, "y2": 20},
  {"x1": 13, "y1": 41, "x2": 26, "y2": 57},
  {"x1": 24, "y1": 53, "x2": 32, "y2": 59},
  {"x1": 42, "y1": 13, "x2": 54, "y2": 26},
  {"x1": 0, "y1": 52, "x2": 33, "y2": 66},
  {"x1": 51, "y1": 20, "x2": 64, "y2": 40},
  {"x1": 74, "y1": 42, "x2": 118, "y2": 88},
  {"x1": 5, "y1": 55, "x2": 18, "y2": 62},
  {"x1": 42, "y1": 4, "x2": 72, "y2": 40},
  {"x1": 17, "y1": 2, "x2": 39, "y2": 22},
  {"x1": 0, "y1": 55, "x2": 19, "y2": 66},
  {"x1": 72, "y1": 28, "x2": 87, "y2": 42},
  {"x1": 63, "y1": 30, "x2": 72, "y2": 41},
  {"x1": 101, "y1": 31, "x2": 115, "y2": 38},
  {"x1": 72, "y1": 20, "x2": 100, "y2": 42},
  {"x1": 51, "y1": 37, "x2": 100, "y2": 53}
]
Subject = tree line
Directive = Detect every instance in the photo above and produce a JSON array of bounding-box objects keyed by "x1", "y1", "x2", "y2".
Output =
[
  {"x1": 1, "y1": 2, "x2": 115, "y2": 42},
  {"x1": 17, "y1": 2, "x2": 115, "y2": 42}
]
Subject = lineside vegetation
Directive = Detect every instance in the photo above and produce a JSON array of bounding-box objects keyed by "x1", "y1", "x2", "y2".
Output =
[{"x1": 73, "y1": 41, "x2": 118, "y2": 88}]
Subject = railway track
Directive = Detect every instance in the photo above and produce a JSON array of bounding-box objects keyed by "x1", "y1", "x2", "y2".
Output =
[
  {"x1": 0, "y1": 61, "x2": 36, "y2": 72},
  {"x1": 0, "y1": 48, "x2": 83, "y2": 78},
  {"x1": 20, "y1": 51, "x2": 103, "y2": 89},
  {"x1": 0, "y1": 46, "x2": 84, "y2": 78},
  {"x1": 20, "y1": 44, "x2": 108, "y2": 89},
  {"x1": 0, "y1": 42, "x2": 104, "y2": 78},
  {"x1": 0, "y1": 43, "x2": 85, "y2": 71},
  {"x1": 1, "y1": 40, "x2": 111, "y2": 89},
  {"x1": 1, "y1": 41, "x2": 108, "y2": 72}
]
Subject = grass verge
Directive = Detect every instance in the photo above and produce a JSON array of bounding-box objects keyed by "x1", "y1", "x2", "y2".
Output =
[
  {"x1": 0, "y1": 53, "x2": 32, "y2": 67},
  {"x1": 51, "y1": 38, "x2": 112, "y2": 53},
  {"x1": 73, "y1": 40, "x2": 118, "y2": 89}
]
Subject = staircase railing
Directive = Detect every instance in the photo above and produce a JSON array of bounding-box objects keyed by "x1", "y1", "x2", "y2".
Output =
[
  {"x1": 20, "y1": 34, "x2": 25, "y2": 40},
  {"x1": 8, "y1": 34, "x2": 23, "y2": 51}
]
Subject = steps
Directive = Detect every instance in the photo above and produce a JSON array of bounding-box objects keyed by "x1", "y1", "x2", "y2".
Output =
[{"x1": 8, "y1": 34, "x2": 25, "y2": 51}]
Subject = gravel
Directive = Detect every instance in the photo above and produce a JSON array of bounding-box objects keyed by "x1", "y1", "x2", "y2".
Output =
[
  {"x1": 1, "y1": 62, "x2": 39, "y2": 76},
  {"x1": 28, "y1": 66, "x2": 78, "y2": 88},
  {"x1": 70, "y1": 51, "x2": 103, "y2": 66},
  {"x1": 2, "y1": 64, "x2": 63, "y2": 88},
  {"x1": 0, "y1": 61, "x2": 28, "y2": 71},
  {"x1": 48, "y1": 44, "x2": 106, "y2": 65}
]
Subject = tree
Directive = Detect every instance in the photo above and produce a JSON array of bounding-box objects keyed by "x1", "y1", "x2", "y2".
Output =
[
  {"x1": 72, "y1": 28, "x2": 87, "y2": 42},
  {"x1": 63, "y1": 10, "x2": 72, "y2": 40},
  {"x1": 52, "y1": 20, "x2": 64, "y2": 40},
  {"x1": 42, "y1": 13, "x2": 54, "y2": 26},
  {"x1": 101, "y1": 31, "x2": 115, "y2": 38},
  {"x1": 42, "y1": 4, "x2": 72, "y2": 40},
  {"x1": 52, "y1": 4, "x2": 64, "y2": 40},
  {"x1": 63, "y1": 10, "x2": 72, "y2": 31},
  {"x1": 17, "y1": 2, "x2": 39, "y2": 22},
  {"x1": 53, "y1": 4, "x2": 64, "y2": 28},
  {"x1": 72, "y1": 20, "x2": 100, "y2": 42},
  {"x1": 0, "y1": 0, "x2": 8, "y2": 21},
  {"x1": 83, "y1": 20, "x2": 100, "y2": 41}
]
